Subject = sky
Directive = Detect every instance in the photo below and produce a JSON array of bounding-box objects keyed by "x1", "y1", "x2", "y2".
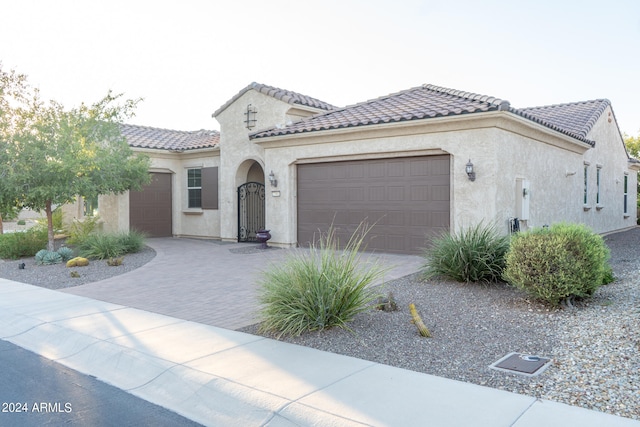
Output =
[{"x1": 2, "y1": 0, "x2": 640, "y2": 135}]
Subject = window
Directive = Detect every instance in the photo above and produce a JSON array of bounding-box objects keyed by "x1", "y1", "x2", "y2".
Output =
[
  {"x1": 186, "y1": 167, "x2": 218, "y2": 210},
  {"x1": 187, "y1": 168, "x2": 202, "y2": 208},
  {"x1": 83, "y1": 195, "x2": 98, "y2": 217},
  {"x1": 623, "y1": 174, "x2": 629, "y2": 215},
  {"x1": 596, "y1": 166, "x2": 601, "y2": 205},
  {"x1": 583, "y1": 164, "x2": 588, "y2": 205}
]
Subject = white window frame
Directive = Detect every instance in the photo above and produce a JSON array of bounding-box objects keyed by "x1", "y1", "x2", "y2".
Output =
[
  {"x1": 596, "y1": 165, "x2": 602, "y2": 209},
  {"x1": 187, "y1": 168, "x2": 202, "y2": 209},
  {"x1": 623, "y1": 173, "x2": 629, "y2": 216},
  {"x1": 583, "y1": 162, "x2": 590, "y2": 209}
]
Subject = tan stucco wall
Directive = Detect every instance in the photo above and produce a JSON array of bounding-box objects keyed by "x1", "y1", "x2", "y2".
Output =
[
  {"x1": 67, "y1": 147, "x2": 221, "y2": 238},
  {"x1": 215, "y1": 89, "x2": 317, "y2": 241},
  {"x1": 255, "y1": 111, "x2": 636, "y2": 247}
]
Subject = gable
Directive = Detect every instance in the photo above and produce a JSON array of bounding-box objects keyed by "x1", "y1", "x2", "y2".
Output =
[{"x1": 212, "y1": 82, "x2": 336, "y2": 118}]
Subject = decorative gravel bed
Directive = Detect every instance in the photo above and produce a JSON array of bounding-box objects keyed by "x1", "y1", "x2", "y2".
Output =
[
  {"x1": 0, "y1": 245, "x2": 156, "y2": 289},
  {"x1": 242, "y1": 228, "x2": 640, "y2": 421},
  {"x1": 1, "y1": 226, "x2": 638, "y2": 420}
]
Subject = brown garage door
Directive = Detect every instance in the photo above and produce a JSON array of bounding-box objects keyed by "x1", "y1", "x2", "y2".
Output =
[
  {"x1": 129, "y1": 173, "x2": 172, "y2": 237},
  {"x1": 297, "y1": 155, "x2": 450, "y2": 254}
]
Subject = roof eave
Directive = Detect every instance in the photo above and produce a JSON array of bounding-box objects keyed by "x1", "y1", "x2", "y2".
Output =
[{"x1": 252, "y1": 110, "x2": 594, "y2": 155}]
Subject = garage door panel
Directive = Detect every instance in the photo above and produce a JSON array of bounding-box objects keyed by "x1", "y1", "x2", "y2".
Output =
[
  {"x1": 297, "y1": 155, "x2": 450, "y2": 254},
  {"x1": 129, "y1": 173, "x2": 172, "y2": 237}
]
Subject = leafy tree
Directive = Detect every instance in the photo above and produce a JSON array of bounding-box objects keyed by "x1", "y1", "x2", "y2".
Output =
[
  {"x1": 2, "y1": 65, "x2": 151, "y2": 250},
  {"x1": 624, "y1": 132, "x2": 640, "y2": 158},
  {"x1": 0, "y1": 65, "x2": 29, "y2": 234},
  {"x1": 623, "y1": 132, "x2": 640, "y2": 210}
]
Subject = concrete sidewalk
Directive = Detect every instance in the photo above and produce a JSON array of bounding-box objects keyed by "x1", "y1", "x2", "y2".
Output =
[{"x1": 1, "y1": 279, "x2": 638, "y2": 427}]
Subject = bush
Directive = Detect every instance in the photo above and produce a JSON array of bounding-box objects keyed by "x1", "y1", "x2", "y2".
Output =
[
  {"x1": 35, "y1": 208, "x2": 64, "y2": 233},
  {"x1": 502, "y1": 223, "x2": 611, "y2": 306},
  {"x1": 422, "y1": 222, "x2": 510, "y2": 283},
  {"x1": 257, "y1": 223, "x2": 386, "y2": 338},
  {"x1": 0, "y1": 228, "x2": 48, "y2": 259},
  {"x1": 116, "y1": 229, "x2": 146, "y2": 253},
  {"x1": 64, "y1": 215, "x2": 102, "y2": 245},
  {"x1": 76, "y1": 231, "x2": 146, "y2": 260}
]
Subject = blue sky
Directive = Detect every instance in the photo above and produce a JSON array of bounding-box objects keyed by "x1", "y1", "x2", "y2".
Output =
[{"x1": 2, "y1": 0, "x2": 640, "y2": 135}]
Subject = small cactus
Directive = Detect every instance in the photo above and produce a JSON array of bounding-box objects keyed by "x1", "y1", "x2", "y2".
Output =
[
  {"x1": 70, "y1": 271, "x2": 80, "y2": 278},
  {"x1": 57, "y1": 247, "x2": 74, "y2": 262},
  {"x1": 376, "y1": 292, "x2": 398, "y2": 312},
  {"x1": 66, "y1": 257, "x2": 89, "y2": 267},
  {"x1": 409, "y1": 303, "x2": 431, "y2": 338},
  {"x1": 106, "y1": 256, "x2": 124, "y2": 266}
]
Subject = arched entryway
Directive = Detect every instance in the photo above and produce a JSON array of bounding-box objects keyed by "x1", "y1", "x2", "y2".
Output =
[{"x1": 237, "y1": 161, "x2": 265, "y2": 242}]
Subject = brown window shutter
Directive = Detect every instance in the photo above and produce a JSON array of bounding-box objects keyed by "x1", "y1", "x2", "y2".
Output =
[{"x1": 201, "y1": 167, "x2": 218, "y2": 209}]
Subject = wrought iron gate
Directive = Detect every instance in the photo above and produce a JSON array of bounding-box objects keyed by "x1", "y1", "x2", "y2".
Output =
[{"x1": 237, "y1": 182, "x2": 265, "y2": 242}]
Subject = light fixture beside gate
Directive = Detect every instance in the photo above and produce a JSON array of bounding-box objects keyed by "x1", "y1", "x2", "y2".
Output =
[
  {"x1": 465, "y1": 159, "x2": 476, "y2": 181},
  {"x1": 268, "y1": 170, "x2": 278, "y2": 187}
]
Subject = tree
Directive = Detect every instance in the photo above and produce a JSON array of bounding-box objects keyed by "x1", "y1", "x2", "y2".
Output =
[
  {"x1": 623, "y1": 132, "x2": 640, "y2": 210},
  {"x1": 0, "y1": 65, "x2": 29, "y2": 234},
  {"x1": 624, "y1": 132, "x2": 640, "y2": 158},
  {"x1": 3, "y1": 66, "x2": 151, "y2": 250}
]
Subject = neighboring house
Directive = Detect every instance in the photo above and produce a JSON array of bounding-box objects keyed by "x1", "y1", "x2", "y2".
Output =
[{"x1": 64, "y1": 82, "x2": 640, "y2": 255}]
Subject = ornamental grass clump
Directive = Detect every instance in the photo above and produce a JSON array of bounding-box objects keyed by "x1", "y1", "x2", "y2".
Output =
[
  {"x1": 422, "y1": 222, "x2": 510, "y2": 283},
  {"x1": 258, "y1": 223, "x2": 386, "y2": 338},
  {"x1": 502, "y1": 223, "x2": 611, "y2": 307},
  {"x1": 76, "y1": 230, "x2": 146, "y2": 260}
]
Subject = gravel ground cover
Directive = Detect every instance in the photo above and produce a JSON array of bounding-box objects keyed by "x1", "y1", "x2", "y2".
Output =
[
  {"x1": 242, "y1": 228, "x2": 640, "y2": 421},
  {"x1": 0, "y1": 245, "x2": 156, "y2": 289},
  {"x1": 1, "y1": 226, "x2": 638, "y2": 420}
]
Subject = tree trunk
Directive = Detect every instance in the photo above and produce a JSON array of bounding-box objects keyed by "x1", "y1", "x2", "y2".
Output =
[
  {"x1": 45, "y1": 201, "x2": 55, "y2": 252},
  {"x1": 0, "y1": 212, "x2": 3, "y2": 235}
]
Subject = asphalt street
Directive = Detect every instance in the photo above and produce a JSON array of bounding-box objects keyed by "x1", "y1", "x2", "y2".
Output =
[{"x1": 0, "y1": 339, "x2": 202, "y2": 427}]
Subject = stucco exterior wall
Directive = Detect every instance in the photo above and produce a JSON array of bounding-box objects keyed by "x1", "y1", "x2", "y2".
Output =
[
  {"x1": 215, "y1": 90, "x2": 307, "y2": 241},
  {"x1": 256, "y1": 111, "x2": 635, "y2": 248},
  {"x1": 66, "y1": 147, "x2": 221, "y2": 238},
  {"x1": 168, "y1": 149, "x2": 221, "y2": 238}
]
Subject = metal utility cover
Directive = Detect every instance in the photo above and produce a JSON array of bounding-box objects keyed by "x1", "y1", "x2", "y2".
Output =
[{"x1": 489, "y1": 352, "x2": 552, "y2": 377}]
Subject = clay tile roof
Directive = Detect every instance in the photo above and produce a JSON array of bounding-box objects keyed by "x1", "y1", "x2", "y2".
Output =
[
  {"x1": 213, "y1": 82, "x2": 337, "y2": 117},
  {"x1": 250, "y1": 84, "x2": 510, "y2": 139},
  {"x1": 121, "y1": 124, "x2": 219, "y2": 151},
  {"x1": 512, "y1": 99, "x2": 610, "y2": 146},
  {"x1": 250, "y1": 84, "x2": 606, "y2": 147}
]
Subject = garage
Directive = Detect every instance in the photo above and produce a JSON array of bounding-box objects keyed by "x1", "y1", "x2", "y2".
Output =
[
  {"x1": 129, "y1": 172, "x2": 173, "y2": 237},
  {"x1": 297, "y1": 155, "x2": 450, "y2": 255}
]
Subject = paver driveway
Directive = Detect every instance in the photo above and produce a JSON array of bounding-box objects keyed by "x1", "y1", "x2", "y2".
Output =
[{"x1": 61, "y1": 238, "x2": 423, "y2": 330}]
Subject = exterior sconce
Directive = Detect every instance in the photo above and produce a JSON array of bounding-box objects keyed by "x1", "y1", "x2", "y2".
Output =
[
  {"x1": 465, "y1": 159, "x2": 476, "y2": 181},
  {"x1": 244, "y1": 104, "x2": 257, "y2": 129},
  {"x1": 268, "y1": 170, "x2": 278, "y2": 187}
]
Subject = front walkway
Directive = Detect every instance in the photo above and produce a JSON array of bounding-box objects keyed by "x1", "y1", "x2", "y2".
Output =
[{"x1": 61, "y1": 238, "x2": 424, "y2": 330}]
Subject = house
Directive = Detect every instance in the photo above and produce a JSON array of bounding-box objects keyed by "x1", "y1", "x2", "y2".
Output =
[{"x1": 63, "y1": 82, "x2": 640, "y2": 255}]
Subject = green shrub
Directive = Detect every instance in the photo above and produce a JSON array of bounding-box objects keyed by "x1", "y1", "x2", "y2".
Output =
[
  {"x1": 422, "y1": 222, "x2": 510, "y2": 283},
  {"x1": 35, "y1": 208, "x2": 64, "y2": 233},
  {"x1": 64, "y1": 215, "x2": 102, "y2": 245},
  {"x1": 56, "y1": 246, "x2": 75, "y2": 262},
  {"x1": 0, "y1": 228, "x2": 48, "y2": 259},
  {"x1": 76, "y1": 230, "x2": 146, "y2": 259},
  {"x1": 257, "y1": 223, "x2": 386, "y2": 338},
  {"x1": 116, "y1": 229, "x2": 146, "y2": 253},
  {"x1": 502, "y1": 223, "x2": 611, "y2": 306},
  {"x1": 77, "y1": 233, "x2": 126, "y2": 260}
]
